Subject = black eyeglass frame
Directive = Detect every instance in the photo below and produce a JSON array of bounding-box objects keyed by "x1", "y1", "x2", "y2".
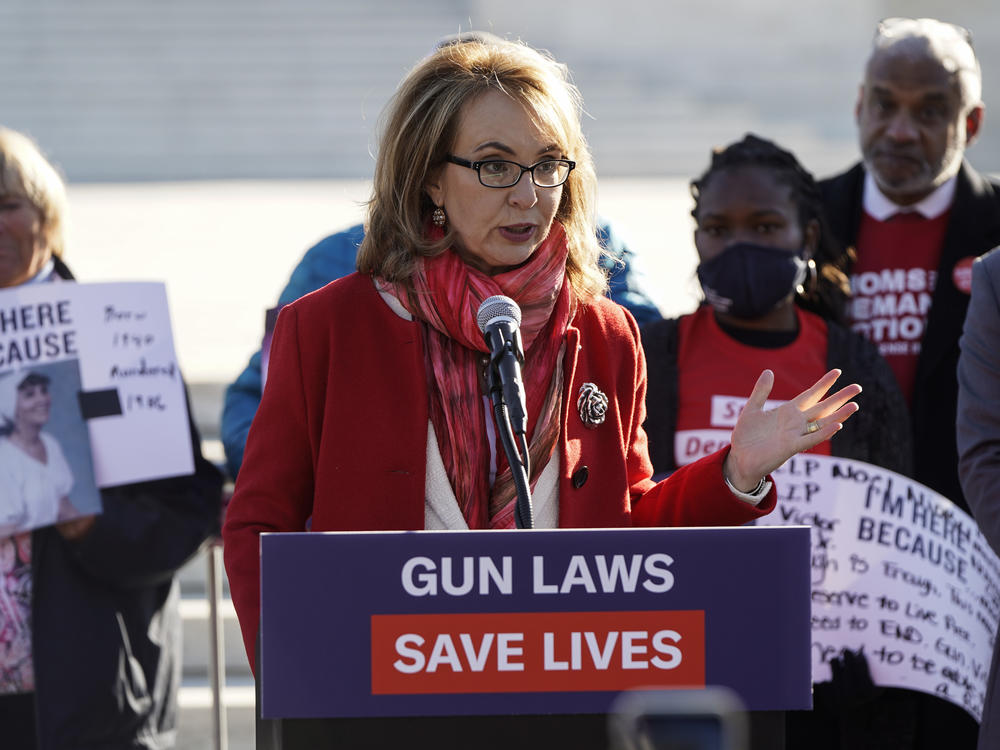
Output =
[{"x1": 446, "y1": 155, "x2": 576, "y2": 188}]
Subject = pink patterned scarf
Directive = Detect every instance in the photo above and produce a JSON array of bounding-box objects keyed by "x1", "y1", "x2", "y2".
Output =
[{"x1": 382, "y1": 222, "x2": 573, "y2": 529}]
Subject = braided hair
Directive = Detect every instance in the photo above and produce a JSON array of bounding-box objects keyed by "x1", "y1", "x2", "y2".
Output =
[{"x1": 690, "y1": 134, "x2": 852, "y2": 325}]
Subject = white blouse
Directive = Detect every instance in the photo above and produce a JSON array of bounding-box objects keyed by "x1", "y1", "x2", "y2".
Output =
[{"x1": 0, "y1": 433, "x2": 74, "y2": 531}]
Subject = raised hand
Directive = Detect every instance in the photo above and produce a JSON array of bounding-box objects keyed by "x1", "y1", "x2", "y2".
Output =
[{"x1": 724, "y1": 369, "x2": 861, "y2": 492}]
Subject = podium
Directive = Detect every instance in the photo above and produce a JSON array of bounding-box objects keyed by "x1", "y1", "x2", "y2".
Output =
[{"x1": 255, "y1": 526, "x2": 810, "y2": 749}]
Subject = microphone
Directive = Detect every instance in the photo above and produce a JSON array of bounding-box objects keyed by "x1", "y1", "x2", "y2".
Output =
[
  {"x1": 477, "y1": 296, "x2": 527, "y2": 436},
  {"x1": 477, "y1": 295, "x2": 533, "y2": 529}
]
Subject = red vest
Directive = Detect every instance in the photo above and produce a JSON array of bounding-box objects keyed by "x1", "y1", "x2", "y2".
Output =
[{"x1": 675, "y1": 306, "x2": 831, "y2": 466}]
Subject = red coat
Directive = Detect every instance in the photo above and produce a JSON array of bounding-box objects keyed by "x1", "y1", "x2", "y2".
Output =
[{"x1": 222, "y1": 273, "x2": 776, "y2": 668}]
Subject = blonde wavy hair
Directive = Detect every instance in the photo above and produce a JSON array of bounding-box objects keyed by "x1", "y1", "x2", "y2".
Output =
[
  {"x1": 358, "y1": 39, "x2": 606, "y2": 304},
  {"x1": 0, "y1": 127, "x2": 68, "y2": 259}
]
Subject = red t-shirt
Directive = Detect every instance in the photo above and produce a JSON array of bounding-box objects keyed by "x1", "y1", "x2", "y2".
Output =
[
  {"x1": 674, "y1": 306, "x2": 831, "y2": 467},
  {"x1": 849, "y1": 210, "x2": 949, "y2": 403}
]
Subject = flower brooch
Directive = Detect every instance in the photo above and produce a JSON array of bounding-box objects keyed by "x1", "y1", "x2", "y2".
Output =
[{"x1": 577, "y1": 382, "x2": 608, "y2": 428}]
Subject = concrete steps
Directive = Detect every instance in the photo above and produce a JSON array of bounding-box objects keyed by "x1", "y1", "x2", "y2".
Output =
[
  {"x1": 177, "y1": 545, "x2": 255, "y2": 748},
  {"x1": 177, "y1": 679, "x2": 255, "y2": 750},
  {"x1": 177, "y1": 374, "x2": 249, "y2": 747},
  {"x1": 5, "y1": 0, "x2": 1000, "y2": 182},
  {"x1": 178, "y1": 560, "x2": 248, "y2": 680},
  {"x1": 0, "y1": 0, "x2": 468, "y2": 180}
]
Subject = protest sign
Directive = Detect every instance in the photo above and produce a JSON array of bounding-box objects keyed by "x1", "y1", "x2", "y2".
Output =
[
  {"x1": 260, "y1": 527, "x2": 811, "y2": 719},
  {"x1": 0, "y1": 281, "x2": 193, "y2": 490},
  {"x1": 756, "y1": 455, "x2": 1000, "y2": 721}
]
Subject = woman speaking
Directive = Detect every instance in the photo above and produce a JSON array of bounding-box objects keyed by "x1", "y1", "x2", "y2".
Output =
[{"x1": 222, "y1": 39, "x2": 861, "y2": 671}]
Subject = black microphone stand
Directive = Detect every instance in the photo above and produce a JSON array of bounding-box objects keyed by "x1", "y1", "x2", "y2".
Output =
[{"x1": 486, "y1": 346, "x2": 534, "y2": 529}]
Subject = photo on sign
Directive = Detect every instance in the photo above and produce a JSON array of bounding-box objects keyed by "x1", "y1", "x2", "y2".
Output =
[{"x1": 0, "y1": 359, "x2": 102, "y2": 535}]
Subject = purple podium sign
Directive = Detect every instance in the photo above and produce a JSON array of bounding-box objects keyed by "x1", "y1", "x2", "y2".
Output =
[{"x1": 260, "y1": 526, "x2": 810, "y2": 719}]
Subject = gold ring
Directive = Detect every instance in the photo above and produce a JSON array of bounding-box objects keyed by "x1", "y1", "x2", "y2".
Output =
[{"x1": 805, "y1": 421, "x2": 821, "y2": 435}]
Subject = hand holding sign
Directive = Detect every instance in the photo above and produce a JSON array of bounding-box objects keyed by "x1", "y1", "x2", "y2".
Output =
[
  {"x1": 56, "y1": 514, "x2": 96, "y2": 540},
  {"x1": 724, "y1": 369, "x2": 861, "y2": 492}
]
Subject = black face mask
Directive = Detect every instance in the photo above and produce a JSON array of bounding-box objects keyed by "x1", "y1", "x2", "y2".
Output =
[{"x1": 696, "y1": 241, "x2": 808, "y2": 320}]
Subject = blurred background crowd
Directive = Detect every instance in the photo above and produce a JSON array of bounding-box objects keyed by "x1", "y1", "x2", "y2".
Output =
[
  {"x1": 4, "y1": 2, "x2": 1000, "y2": 748},
  {"x1": 3, "y1": 0, "x2": 998, "y2": 395}
]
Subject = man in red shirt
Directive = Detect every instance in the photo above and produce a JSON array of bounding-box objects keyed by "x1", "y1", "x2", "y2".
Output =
[
  {"x1": 821, "y1": 17, "x2": 1000, "y2": 514},
  {"x1": 819, "y1": 18, "x2": 1000, "y2": 750}
]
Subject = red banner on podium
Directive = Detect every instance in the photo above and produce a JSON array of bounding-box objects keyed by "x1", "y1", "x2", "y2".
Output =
[{"x1": 371, "y1": 609, "x2": 705, "y2": 694}]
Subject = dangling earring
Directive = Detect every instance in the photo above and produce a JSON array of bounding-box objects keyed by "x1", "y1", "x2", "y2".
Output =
[
  {"x1": 432, "y1": 206, "x2": 447, "y2": 228},
  {"x1": 796, "y1": 258, "x2": 818, "y2": 296}
]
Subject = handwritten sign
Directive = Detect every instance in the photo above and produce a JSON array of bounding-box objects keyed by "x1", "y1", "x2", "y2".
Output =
[
  {"x1": 756, "y1": 455, "x2": 1000, "y2": 721},
  {"x1": 0, "y1": 282, "x2": 193, "y2": 487}
]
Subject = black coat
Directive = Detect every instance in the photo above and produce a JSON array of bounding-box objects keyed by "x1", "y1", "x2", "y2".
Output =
[
  {"x1": 28, "y1": 259, "x2": 223, "y2": 749},
  {"x1": 819, "y1": 162, "x2": 1000, "y2": 513}
]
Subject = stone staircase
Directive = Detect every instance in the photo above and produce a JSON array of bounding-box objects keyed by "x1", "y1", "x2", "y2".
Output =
[
  {"x1": 0, "y1": 0, "x2": 471, "y2": 181},
  {"x1": 176, "y1": 384, "x2": 254, "y2": 748},
  {"x1": 176, "y1": 544, "x2": 255, "y2": 749},
  {"x1": 6, "y1": 0, "x2": 999, "y2": 184}
]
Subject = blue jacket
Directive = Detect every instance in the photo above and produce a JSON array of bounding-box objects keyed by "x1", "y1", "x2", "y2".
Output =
[{"x1": 221, "y1": 220, "x2": 662, "y2": 478}]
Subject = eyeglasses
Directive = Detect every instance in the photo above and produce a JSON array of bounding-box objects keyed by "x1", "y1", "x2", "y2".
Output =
[{"x1": 446, "y1": 155, "x2": 575, "y2": 188}]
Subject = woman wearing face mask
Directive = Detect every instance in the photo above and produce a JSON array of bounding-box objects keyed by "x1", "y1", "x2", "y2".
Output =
[
  {"x1": 642, "y1": 134, "x2": 911, "y2": 478},
  {"x1": 642, "y1": 133, "x2": 916, "y2": 750},
  {"x1": 0, "y1": 371, "x2": 76, "y2": 538}
]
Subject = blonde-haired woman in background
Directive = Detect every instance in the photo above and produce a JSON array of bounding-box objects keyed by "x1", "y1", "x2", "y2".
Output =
[{"x1": 0, "y1": 126, "x2": 222, "y2": 749}]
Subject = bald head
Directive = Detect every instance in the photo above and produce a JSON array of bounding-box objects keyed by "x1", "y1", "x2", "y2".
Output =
[
  {"x1": 856, "y1": 17, "x2": 985, "y2": 205},
  {"x1": 868, "y1": 18, "x2": 981, "y2": 111}
]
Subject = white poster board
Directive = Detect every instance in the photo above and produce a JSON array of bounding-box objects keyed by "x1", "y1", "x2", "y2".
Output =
[
  {"x1": 0, "y1": 281, "x2": 193, "y2": 488},
  {"x1": 756, "y1": 455, "x2": 1000, "y2": 721}
]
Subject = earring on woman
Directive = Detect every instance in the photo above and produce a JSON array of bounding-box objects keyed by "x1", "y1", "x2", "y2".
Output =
[
  {"x1": 796, "y1": 258, "x2": 817, "y2": 296},
  {"x1": 432, "y1": 206, "x2": 447, "y2": 228}
]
